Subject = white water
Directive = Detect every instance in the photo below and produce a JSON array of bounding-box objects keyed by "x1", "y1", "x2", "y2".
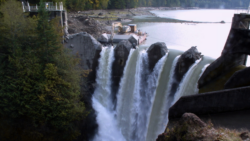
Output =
[
  {"x1": 92, "y1": 47, "x2": 126, "y2": 141},
  {"x1": 92, "y1": 48, "x2": 214, "y2": 141},
  {"x1": 193, "y1": 63, "x2": 211, "y2": 95}
]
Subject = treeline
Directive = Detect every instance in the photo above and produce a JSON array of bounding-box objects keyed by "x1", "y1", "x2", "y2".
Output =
[
  {"x1": 0, "y1": 0, "x2": 87, "y2": 140},
  {"x1": 0, "y1": 0, "x2": 249, "y2": 10},
  {"x1": 15, "y1": 0, "x2": 250, "y2": 11}
]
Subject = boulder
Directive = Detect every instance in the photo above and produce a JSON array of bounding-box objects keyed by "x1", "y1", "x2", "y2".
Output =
[
  {"x1": 111, "y1": 40, "x2": 133, "y2": 109},
  {"x1": 67, "y1": 20, "x2": 73, "y2": 24},
  {"x1": 68, "y1": 28, "x2": 76, "y2": 34},
  {"x1": 76, "y1": 15, "x2": 88, "y2": 22},
  {"x1": 240, "y1": 132, "x2": 250, "y2": 140},
  {"x1": 98, "y1": 33, "x2": 109, "y2": 43},
  {"x1": 225, "y1": 67, "x2": 250, "y2": 89},
  {"x1": 175, "y1": 46, "x2": 202, "y2": 75},
  {"x1": 170, "y1": 47, "x2": 202, "y2": 97},
  {"x1": 147, "y1": 42, "x2": 168, "y2": 72},
  {"x1": 198, "y1": 53, "x2": 245, "y2": 90},
  {"x1": 156, "y1": 113, "x2": 216, "y2": 141},
  {"x1": 179, "y1": 113, "x2": 206, "y2": 128}
]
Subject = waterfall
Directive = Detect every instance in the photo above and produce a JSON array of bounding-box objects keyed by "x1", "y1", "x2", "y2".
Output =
[
  {"x1": 135, "y1": 53, "x2": 169, "y2": 141},
  {"x1": 172, "y1": 58, "x2": 202, "y2": 104},
  {"x1": 92, "y1": 47, "x2": 126, "y2": 141},
  {"x1": 182, "y1": 56, "x2": 213, "y2": 96},
  {"x1": 91, "y1": 47, "x2": 214, "y2": 141},
  {"x1": 193, "y1": 63, "x2": 210, "y2": 94},
  {"x1": 116, "y1": 49, "x2": 138, "y2": 140},
  {"x1": 146, "y1": 50, "x2": 183, "y2": 141}
]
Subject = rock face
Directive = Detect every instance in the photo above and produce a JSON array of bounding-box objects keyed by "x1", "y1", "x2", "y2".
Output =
[
  {"x1": 64, "y1": 32, "x2": 102, "y2": 70},
  {"x1": 111, "y1": 40, "x2": 133, "y2": 109},
  {"x1": 225, "y1": 67, "x2": 250, "y2": 89},
  {"x1": 64, "y1": 32, "x2": 101, "y2": 141},
  {"x1": 147, "y1": 42, "x2": 168, "y2": 72},
  {"x1": 170, "y1": 47, "x2": 202, "y2": 97}
]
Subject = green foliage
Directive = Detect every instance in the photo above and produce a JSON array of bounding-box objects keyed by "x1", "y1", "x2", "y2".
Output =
[
  {"x1": 0, "y1": 0, "x2": 86, "y2": 140},
  {"x1": 0, "y1": 0, "x2": 5, "y2": 5},
  {"x1": 19, "y1": 0, "x2": 250, "y2": 11}
]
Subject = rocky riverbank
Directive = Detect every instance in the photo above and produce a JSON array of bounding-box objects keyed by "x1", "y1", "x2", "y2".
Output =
[
  {"x1": 157, "y1": 113, "x2": 250, "y2": 141},
  {"x1": 66, "y1": 7, "x2": 224, "y2": 39},
  {"x1": 66, "y1": 7, "x2": 157, "y2": 38}
]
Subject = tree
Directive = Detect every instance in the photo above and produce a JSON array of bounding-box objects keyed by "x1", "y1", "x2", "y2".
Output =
[{"x1": 0, "y1": 1, "x2": 86, "y2": 140}]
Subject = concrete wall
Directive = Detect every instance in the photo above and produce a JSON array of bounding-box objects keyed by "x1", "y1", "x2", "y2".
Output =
[{"x1": 169, "y1": 86, "x2": 250, "y2": 118}]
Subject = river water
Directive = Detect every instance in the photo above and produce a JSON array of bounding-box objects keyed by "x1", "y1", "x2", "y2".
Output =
[{"x1": 132, "y1": 9, "x2": 250, "y2": 66}]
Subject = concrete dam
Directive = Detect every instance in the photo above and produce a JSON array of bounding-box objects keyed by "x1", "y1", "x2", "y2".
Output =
[
  {"x1": 63, "y1": 13, "x2": 250, "y2": 141},
  {"x1": 90, "y1": 41, "x2": 214, "y2": 141}
]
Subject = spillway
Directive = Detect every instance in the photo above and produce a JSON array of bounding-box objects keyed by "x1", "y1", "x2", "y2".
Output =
[{"x1": 91, "y1": 47, "x2": 214, "y2": 141}]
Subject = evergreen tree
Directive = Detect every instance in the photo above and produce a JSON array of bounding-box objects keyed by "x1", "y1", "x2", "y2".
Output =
[{"x1": 0, "y1": 1, "x2": 86, "y2": 140}]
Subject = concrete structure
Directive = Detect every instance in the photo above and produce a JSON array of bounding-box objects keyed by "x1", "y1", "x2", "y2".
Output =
[
  {"x1": 98, "y1": 34, "x2": 147, "y2": 45},
  {"x1": 171, "y1": 14, "x2": 250, "y2": 118},
  {"x1": 169, "y1": 86, "x2": 250, "y2": 118}
]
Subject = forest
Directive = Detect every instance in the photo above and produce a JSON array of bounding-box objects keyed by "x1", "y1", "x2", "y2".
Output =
[
  {"x1": 0, "y1": 0, "x2": 88, "y2": 140},
  {"x1": 5, "y1": 0, "x2": 248, "y2": 11}
]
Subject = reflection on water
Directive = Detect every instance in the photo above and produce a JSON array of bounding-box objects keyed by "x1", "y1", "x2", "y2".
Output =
[
  {"x1": 133, "y1": 10, "x2": 250, "y2": 66},
  {"x1": 151, "y1": 9, "x2": 236, "y2": 23}
]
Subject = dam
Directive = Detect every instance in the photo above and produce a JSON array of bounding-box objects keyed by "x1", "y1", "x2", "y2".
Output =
[{"x1": 87, "y1": 13, "x2": 250, "y2": 141}]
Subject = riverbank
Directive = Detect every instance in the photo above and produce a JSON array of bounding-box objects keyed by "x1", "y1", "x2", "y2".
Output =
[{"x1": 67, "y1": 7, "x2": 228, "y2": 38}]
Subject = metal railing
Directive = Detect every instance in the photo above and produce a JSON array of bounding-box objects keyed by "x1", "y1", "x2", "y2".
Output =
[{"x1": 22, "y1": 2, "x2": 64, "y2": 12}]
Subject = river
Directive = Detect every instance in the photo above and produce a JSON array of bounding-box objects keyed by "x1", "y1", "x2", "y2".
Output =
[{"x1": 131, "y1": 9, "x2": 250, "y2": 66}]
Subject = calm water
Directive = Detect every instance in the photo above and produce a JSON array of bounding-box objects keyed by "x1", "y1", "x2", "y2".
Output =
[
  {"x1": 133, "y1": 9, "x2": 250, "y2": 66},
  {"x1": 151, "y1": 9, "x2": 236, "y2": 23}
]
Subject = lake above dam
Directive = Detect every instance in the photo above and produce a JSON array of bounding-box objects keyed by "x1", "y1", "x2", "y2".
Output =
[{"x1": 131, "y1": 9, "x2": 250, "y2": 66}]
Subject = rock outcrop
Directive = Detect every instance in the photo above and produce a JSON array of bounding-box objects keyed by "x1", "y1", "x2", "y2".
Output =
[
  {"x1": 225, "y1": 67, "x2": 250, "y2": 89},
  {"x1": 156, "y1": 113, "x2": 215, "y2": 141},
  {"x1": 64, "y1": 32, "x2": 102, "y2": 70},
  {"x1": 111, "y1": 40, "x2": 134, "y2": 109},
  {"x1": 157, "y1": 112, "x2": 249, "y2": 141},
  {"x1": 64, "y1": 32, "x2": 101, "y2": 141},
  {"x1": 147, "y1": 42, "x2": 168, "y2": 72},
  {"x1": 170, "y1": 46, "x2": 202, "y2": 97}
]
